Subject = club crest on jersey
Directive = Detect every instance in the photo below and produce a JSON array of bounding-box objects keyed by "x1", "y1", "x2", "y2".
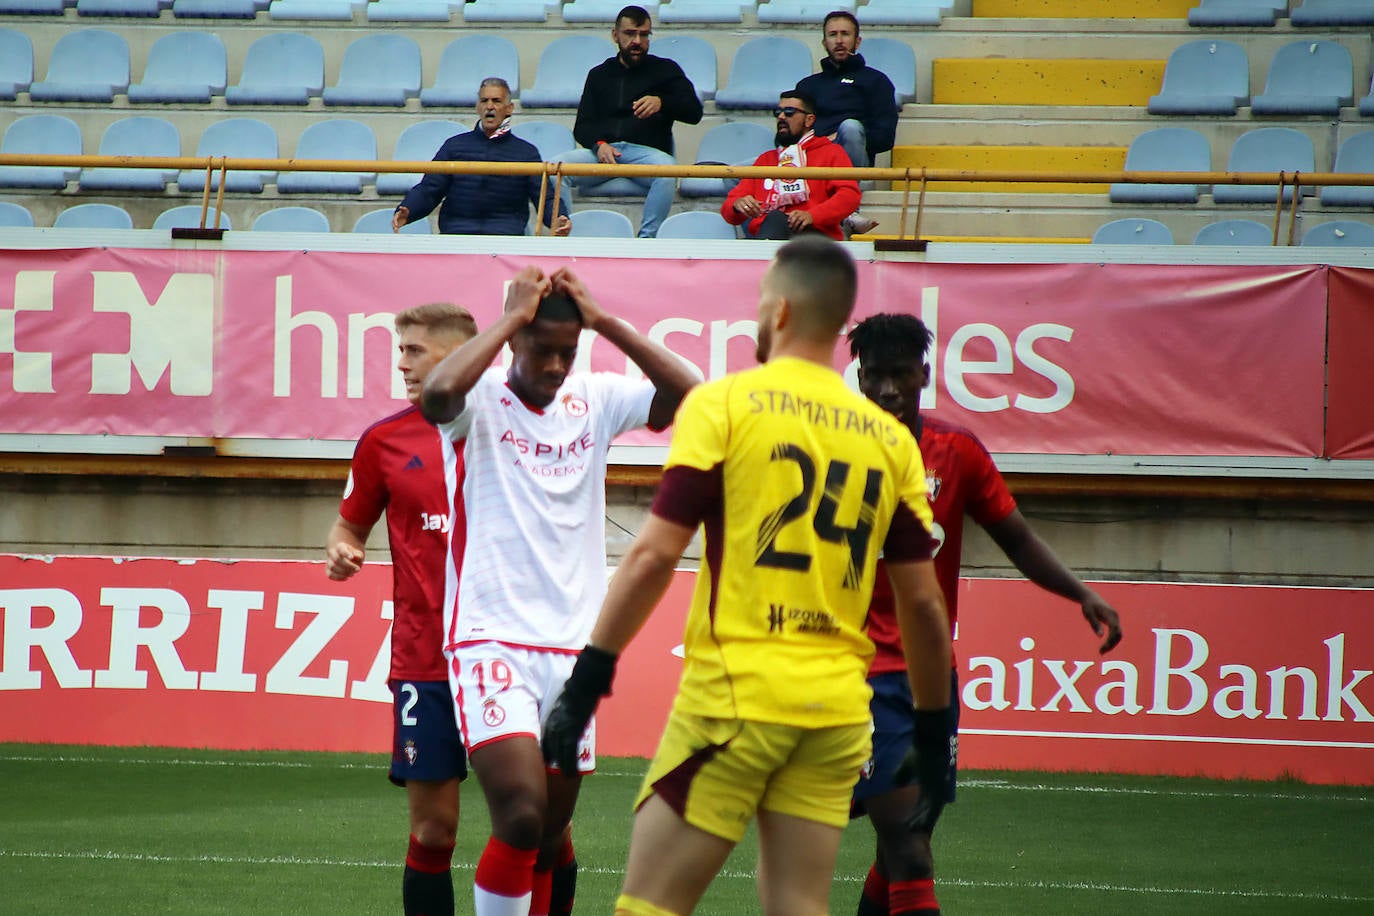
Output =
[
  {"x1": 482, "y1": 699, "x2": 506, "y2": 727},
  {"x1": 404, "y1": 741, "x2": 418, "y2": 766},
  {"x1": 926, "y1": 474, "x2": 942, "y2": 502},
  {"x1": 562, "y1": 394, "x2": 588, "y2": 417}
]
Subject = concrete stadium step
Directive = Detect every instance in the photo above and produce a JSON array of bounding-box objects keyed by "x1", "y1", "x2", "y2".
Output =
[
  {"x1": 932, "y1": 58, "x2": 1166, "y2": 106},
  {"x1": 853, "y1": 232, "x2": 1092, "y2": 243},
  {"x1": 971, "y1": 0, "x2": 1195, "y2": 17},
  {"x1": 888, "y1": 144, "x2": 1126, "y2": 193}
]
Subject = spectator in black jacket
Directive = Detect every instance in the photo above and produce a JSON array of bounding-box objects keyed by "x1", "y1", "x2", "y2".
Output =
[
  {"x1": 795, "y1": 10, "x2": 898, "y2": 235},
  {"x1": 554, "y1": 5, "x2": 703, "y2": 238},
  {"x1": 393, "y1": 78, "x2": 570, "y2": 237}
]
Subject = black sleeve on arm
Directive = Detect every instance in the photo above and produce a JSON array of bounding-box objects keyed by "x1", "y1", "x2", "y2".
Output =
[
  {"x1": 650, "y1": 464, "x2": 722, "y2": 530},
  {"x1": 573, "y1": 67, "x2": 611, "y2": 150},
  {"x1": 882, "y1": 501, "x2": 938, "y2": 564},
  {"x1": 866, "y1": 70, "x2": 899, "y2": 157},
  {"x1": 658, "y1": 60, "x2": 704, "y2": 125},
  {"x1": 398, "y1": 157, "x2": 453, "y2": 221}
]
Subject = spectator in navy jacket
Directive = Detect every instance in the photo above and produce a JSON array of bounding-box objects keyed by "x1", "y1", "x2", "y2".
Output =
[{"x1": 394, "y1": 78, "x2": 571, "y2": 237}]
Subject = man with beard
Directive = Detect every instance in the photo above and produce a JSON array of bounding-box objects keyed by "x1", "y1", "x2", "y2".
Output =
[
  {"x1": 721, "y1": 89, "x2": 861, "y2": 241},
  {"x1": 555, "y1": 5, "x2": 703, "y2": 238},
  {"x1": 393, "y1": 78, "x2": 570, "y2": 236}
]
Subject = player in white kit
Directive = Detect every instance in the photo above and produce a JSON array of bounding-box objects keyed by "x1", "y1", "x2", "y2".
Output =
[{"x1": 421, "y1": 265, "x2": 696, "y2": 916}]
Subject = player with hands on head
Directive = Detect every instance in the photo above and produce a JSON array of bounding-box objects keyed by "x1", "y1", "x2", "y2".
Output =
[
  {"x1": 421, "y1": 263, "x2": 696, "y2": 916},
  {"x1": 544, "y1": 236, "x2": 952, "y2": 916},
  {"x1": 847, "y1": 312, "x2": 1123, "y2": 916},
  {"x1": 325, "y1": 302, "x2": 479, "y2": 916}
]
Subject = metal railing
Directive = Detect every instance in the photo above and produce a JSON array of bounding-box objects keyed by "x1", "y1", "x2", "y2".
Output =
[{"x1": 4, "y1": 152, "x2": 1371, "y2": 243}]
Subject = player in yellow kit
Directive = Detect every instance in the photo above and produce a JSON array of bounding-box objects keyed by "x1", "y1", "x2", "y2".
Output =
[{"x1": 542, "y1": 236, "x2": 955, "y2": 916}]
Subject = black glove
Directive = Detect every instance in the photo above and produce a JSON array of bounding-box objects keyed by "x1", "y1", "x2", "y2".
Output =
[
  {"x1": 893, "y1": 707, "x2": 956, "y2": 834},
  {"x1": 541, "y1": 644, "x2": 618, "y2": 774}
]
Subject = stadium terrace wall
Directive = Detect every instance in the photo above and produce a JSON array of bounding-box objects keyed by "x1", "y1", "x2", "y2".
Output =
[{"x1": 0, "y1": 556, "x2": 1369, "y2": 786}]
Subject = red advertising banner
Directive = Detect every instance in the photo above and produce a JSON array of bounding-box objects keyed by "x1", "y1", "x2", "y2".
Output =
[
  {"x1": 1327, "y1": 266, "x2": 1374, "y2": 460},
  {"x1": 0, "y1": 249, "x2": 1330, "y2": 458},
  {"x1": 3, "y1": 556, "x2": 1370, "y2": 784}
]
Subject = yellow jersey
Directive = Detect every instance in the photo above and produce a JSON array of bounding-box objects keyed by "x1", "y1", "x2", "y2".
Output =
[{"x1": 651, "y1": 356, "x2": 936, "y2": 728}]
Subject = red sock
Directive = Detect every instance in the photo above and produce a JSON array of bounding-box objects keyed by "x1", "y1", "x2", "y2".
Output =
[
  {"x1": 406, "y1": 834, "x2": 454, "y2": 874},
  {"x1": 890, "y1": 877, "x2": 939, "y2": 914},
  {"x1": 530, "y1": 867, "x2": 553, "y2": 916},
  {"x1": 857, "y1": 863, "x2": 889, "y2": 915},
  {"x1": 474, "y1": 836, "x2": 537, "y2": 899}
]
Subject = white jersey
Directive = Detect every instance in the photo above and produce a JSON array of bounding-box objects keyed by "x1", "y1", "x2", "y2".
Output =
[{"x1": 440, "y1": 366, "x2": 655, "y2": 652}]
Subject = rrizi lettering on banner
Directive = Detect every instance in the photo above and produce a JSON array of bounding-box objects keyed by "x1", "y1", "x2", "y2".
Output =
[
  {"x1": 0, "y1": 586, "x2": 394, "y2": 702},
  {"x1": 964, "y1": 629, "x2": 1374, "y2": 723}
]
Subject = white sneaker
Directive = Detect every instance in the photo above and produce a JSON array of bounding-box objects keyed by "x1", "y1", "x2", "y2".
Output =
[{"x1": 844, "y1": 213, "x2": 880, "y2": 235}]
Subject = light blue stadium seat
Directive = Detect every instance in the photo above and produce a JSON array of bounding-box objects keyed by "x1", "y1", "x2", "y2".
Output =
[
  {"x1": 1302, "y1": 220, "x2": 1374, "y2": 247},
  {"x1": 379, "y1": 120, "x2": 465, "y2": 195},
  {"x1": 659, "y1": 0, "x2": 752, "y2": 24},
  {"x1": 324, "y1": 34, "x2": 422, "y2": 107},
  {"x1": 1192, "y1": 219, "x2": 1272, "y2": 246},
  {"x1": 76, "y1": 0, "x2": 167, "y2": 15},
  {"x1": 563, "y1": 0, "x2": 658, "y2": 20},
  {"x1": 715, "y1": 37, "x2": 813, "y2": 110},
  {"x1": 28, "y1": 30, "x2": 129, "y2": 102},
  {"x1": 1319, "y1": 131, "x2": 1374, "y2": 207},
  {"x1": 859, "y1": 0, "x2": 954, "y2": 26},
  {"x1": 521, "y1": 36, "x2": 615, "y2": 108},
  {"x1": 277, "y1": 119, "x2": 377, "y2": 194},
  {"x1": 226, "y1": 33, "x2": 324, "y2": 106},
  {"x1": 0, "y1": 201, "x2": 35, "y2": 228},
  {"x1": 367, "y1": 0, "x2": 458, "y2": 21},
  {"x1": 0, "y1": 0, "x2": 69, "y2": 12},
  {"x1": 0, "y1": 29, "x2": 34, "y2": 101},
  {"x1": 657, "y1": 210, "x2": 737, "y2": 239},
  {"x1": 1359, "y1": 74, "x2": 1374, "y2": 117},
  {"x1": 54, "y1": 203, "x2": 134, "y2": 230},
  {"x1": 0, "y1": 115, "x2": 82, "y2": 190},
  {"x1": 1148, "y1": 39, "x2": 1249, "y2": 116},
  {"x1": 252, "y1": 206, "x2": 331, "y2": 232},
  {"x1": 654, "y1": 36, "x2": 717, "y2": 101},
  {"x1": 81, "y1": 117, "x2": 181, "y2": 191},
  {"x1": 128, "y1": 32, "x2": 227, "y2": 104},
  {"x1": 460, "y1": 0, "x2": 554, "y2": 21},
  {"x1": 511, "y1": 121, "x2": 578, "y2": 161},
  {"x1": 1212, "y1": 128, "x2": 1317, "y2": 204},
  {"x1": 154, "y1": 205, "x2": 231, "y2": 231},
  {"x1": 421, "y1": 34, "x2": 520, "y2": 108},
  {"x1": 172, "y1": 0, "x2": 267, "y2": 17},
  {"x1": 570, "y1": 209, "x2": 635, "y2": 238},
  {"x1": 1251, "y1": 40, "x2": 1353, "y2": 116},
  {"x1": 1092, "y1": 218, "x2": 1174, "y2": 245},
  {"x1": 1291, "y1": 0, "x2": 1374, "y2": 26},
  {"x1": 176, "y1": 118, "x2": 278, "y2": 192},
  {"x1": 679, "y1": 121, "x2": 773, "y2": 197},
  {"x1": 860, "y1": 37, "x2": 917, "y2": 106},
  {"x1": 1187, "y1": 0, "x2": 1285, "y2": 26},
  {"x1": 354, "y1": 208, "x2": 430, "y2": 234},
  {"x1": 1109, "y1": 127, "x2": 1210, "y2": 204},
  {"x1": 269, "y1": 0, "x2": 363, "y2": 20},
  {"x1": 758, "y1": 0, "x2": 854, "y2": 23}
]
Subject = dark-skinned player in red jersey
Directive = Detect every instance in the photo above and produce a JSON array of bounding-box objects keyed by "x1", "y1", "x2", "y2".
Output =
[{"x1": 846, "y1": 313, "x2": 1124, "y2": 916}]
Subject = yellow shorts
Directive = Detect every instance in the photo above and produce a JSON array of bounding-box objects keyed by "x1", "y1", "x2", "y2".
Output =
[{"x1": 634, "y1": 711, "x2": 871, "y2": 843}]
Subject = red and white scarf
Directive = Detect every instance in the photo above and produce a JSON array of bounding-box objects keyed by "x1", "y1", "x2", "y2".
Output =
[{"x1": 763, "y1": 130, "x2": 814, "y2": 210}]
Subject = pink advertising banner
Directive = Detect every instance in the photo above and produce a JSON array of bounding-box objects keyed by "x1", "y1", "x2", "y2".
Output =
[
  {"x1": 0, "y1": 249, "x2": 1331, "y2": 458},
  {"x1": 2, "y1": 556, "x2": 1370, "y2": 785}
]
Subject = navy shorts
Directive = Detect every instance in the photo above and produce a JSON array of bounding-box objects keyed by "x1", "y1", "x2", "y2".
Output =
[
  {"x1": 389, "y1": 679, "x2": 468, "y2": 786},
  {"x1": 852, "y1": 669, "x2": 959, "y2": 810}
]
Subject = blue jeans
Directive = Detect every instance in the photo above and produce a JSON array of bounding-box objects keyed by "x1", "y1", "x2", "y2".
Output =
[
  {"x1": 554, "y1": 142, "x2": 676, "y2": 238},
  {"x1": 833, "y1": 118, "x2": 869, "y2": 169}
]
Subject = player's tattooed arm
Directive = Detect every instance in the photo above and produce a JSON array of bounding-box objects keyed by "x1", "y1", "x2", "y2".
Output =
[
  {"x1": 421, "y1": 266, "x2": 550, "y2": 423},
  {"x1": 550, "y1": 267, "x2": 697, "y2": 429}
]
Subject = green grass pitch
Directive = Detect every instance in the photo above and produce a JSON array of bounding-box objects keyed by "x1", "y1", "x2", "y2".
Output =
[{"x1": 2, "y1": 744, "x2": 1371, "y2": 914}]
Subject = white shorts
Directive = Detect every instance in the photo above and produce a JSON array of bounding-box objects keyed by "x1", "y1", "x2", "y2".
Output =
[{"x1": 447, "y1": 641, "x2": 596, "y2": 774}]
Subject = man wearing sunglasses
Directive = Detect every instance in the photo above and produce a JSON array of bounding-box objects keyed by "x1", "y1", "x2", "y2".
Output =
[{"x1": 721, "y1": 89, "x2": 861, "y2": 241}]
